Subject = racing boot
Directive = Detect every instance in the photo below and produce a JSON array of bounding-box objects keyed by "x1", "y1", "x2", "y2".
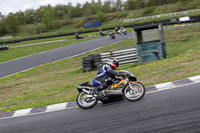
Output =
[{"x1": 93, "y1": 85, "x2": 103, "y2": 96}]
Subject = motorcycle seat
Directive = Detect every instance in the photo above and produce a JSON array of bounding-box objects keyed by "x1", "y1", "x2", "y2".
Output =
[
  {"x1": 78, "y1": 82, "x2": 92, "y2": 86},
  {"x1": 78, "y1": 82, "x2": 95, "y2": 90}
]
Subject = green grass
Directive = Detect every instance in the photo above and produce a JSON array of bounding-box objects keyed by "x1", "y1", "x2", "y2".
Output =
[{"x1": 0, "y1": 24, "x2": 200, "y2": 112}]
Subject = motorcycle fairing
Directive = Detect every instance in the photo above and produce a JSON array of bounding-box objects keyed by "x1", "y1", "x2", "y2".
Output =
[
  {"x1": 77, "y1": 82, "x2": 94, "y2": 92},
  {"x1": 106, "y1": 78, "x2": 129, "y2": 95}
]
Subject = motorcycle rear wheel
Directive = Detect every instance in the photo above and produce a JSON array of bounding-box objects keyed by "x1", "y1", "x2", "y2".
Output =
[
  {"x1": 122, "y1": 82, "x2": 145, "y2": 102},
  {"x1": 76, "y1": 91, "x2": 98, "y2": 109}
]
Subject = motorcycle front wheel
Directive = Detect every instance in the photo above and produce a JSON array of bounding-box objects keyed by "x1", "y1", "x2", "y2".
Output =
[
  {"x1": 122, "y1": 82, "x2": 145, "y2": 102},
  {"x1": 76, "y1": 91, "x2": 98, "y2": 109}
]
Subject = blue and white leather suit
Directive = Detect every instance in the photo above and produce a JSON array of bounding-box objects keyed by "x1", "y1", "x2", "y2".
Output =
[{"x1": 93, "y1": 64, "x2": 118, "y2": 88}]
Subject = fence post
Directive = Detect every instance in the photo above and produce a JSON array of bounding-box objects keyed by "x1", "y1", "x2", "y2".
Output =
[{"x1": 110, "y1": 51, "x2": 113, "y2": 57}]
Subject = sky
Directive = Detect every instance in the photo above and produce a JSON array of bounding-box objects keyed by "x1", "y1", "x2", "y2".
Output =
[{"x1": 0, "y1": 0, "x2": 100, "y2": 16}]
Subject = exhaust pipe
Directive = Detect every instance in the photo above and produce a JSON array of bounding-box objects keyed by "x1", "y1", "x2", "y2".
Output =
[{"x1": 82, "y1": 89, "x2": 90, "y2": 94}]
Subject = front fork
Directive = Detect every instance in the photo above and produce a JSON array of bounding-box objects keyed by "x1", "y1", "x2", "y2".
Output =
[
  {"x1": 128, "y1": 82, "x2": 139, "y2": 94},
  {"x1": 124, "y1": 81, "x2": 139, "y2": 94}
]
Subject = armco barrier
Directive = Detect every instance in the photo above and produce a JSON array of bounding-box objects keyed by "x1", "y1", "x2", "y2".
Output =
[
  {"x1": 100, "y1": 48, "x2": 138, "y2": 65},
  {"x1": 123, "y1": 9, "x2": 200, "y2": 23}
]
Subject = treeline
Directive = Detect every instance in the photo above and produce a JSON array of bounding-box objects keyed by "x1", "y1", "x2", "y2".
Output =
[{"x1": 0, "y1": 0, "x2": 195, "y2": 36}]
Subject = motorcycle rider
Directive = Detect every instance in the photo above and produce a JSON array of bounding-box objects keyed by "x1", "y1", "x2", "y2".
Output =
[
  {"x1": 93, "y1": 57, "x2": 124, "y2": 94},
  {"x1": 108, "y1": 30, "x2": 112, "y2": 34},
  {"x1": 108, "y1": 30, "x2": 115, "y2": 39},
  {"x1": 115, "y1": 27, "x2": 119, "y2": 34},
  {"x1": 99, "y1": 29, "x2": 107, "y2": 36},
  {"x1": 75, "y1": 33, "x2": 84, "y2": 39},
  {"x1": 120, "y1": 27, "x2": 127, "y2": 35}
]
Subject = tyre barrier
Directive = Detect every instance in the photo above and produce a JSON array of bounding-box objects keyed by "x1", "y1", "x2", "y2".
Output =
[{"x1": 82, "y1": 54, "x2": 102, "y2": 72}]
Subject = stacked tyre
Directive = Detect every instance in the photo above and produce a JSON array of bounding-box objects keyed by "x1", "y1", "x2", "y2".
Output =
[
  {"x1": 93, "y1": 54, "x2": 102, "y2": 70},
  {"x1": 82, "y1": 56, "x2": 93, "y2": 72},
  {"x1": 82, "y1": 54, "x2": 102, "y2": 72}
]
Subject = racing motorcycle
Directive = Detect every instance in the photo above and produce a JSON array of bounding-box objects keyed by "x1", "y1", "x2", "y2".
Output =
[
  {"x1": 116, "y1": 27, "x2": 127, "y2": 35},
  {"x1": 108, "y1": 31, "x2": 115, "y2": 39},
  {"x1": 76, "y1": 70, "x2": 146, "y2": 109},
  {"x1": 121, "y1": 28, "x2": 127, "y2": 35}
]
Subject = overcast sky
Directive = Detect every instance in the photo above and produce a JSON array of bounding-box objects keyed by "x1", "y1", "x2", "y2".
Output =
[{"x1": 0, "y1": 0, "x2": 100, "y2": 15}]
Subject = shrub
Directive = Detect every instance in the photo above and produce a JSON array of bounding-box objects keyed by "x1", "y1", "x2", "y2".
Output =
[
  {"x1": 17, "y1": 24, "x2": 34, "y2": 35},
  {"x1": 75, "y1": 21, "x2": 85, "y2": 28},
  {"x1": 173, "y1": 1, "x2": 195, "y2": 12},
  {"x1": 114, "y1": 12, "x2": 129, "y2": 18},
  {"x1": 143, "y1": 7, "x2": 155, "y2": 15},
  {"x1": 48, "y1": 20, "x2": 73, "y2": 30},
  {"x1": 34, "y1": 23, "x2": 47, "y2": 34},
  {"x1": 84, "y1": 16, "x2": 96, "y2": 22},
  {"x1": 96, "y1": 11, "x2": 107, "y2": 22}
]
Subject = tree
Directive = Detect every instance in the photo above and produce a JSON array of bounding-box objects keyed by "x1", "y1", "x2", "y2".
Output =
[
  {"x1": 125, "y1": 0, "x2": 137, "y2": 10},
  {"x1": 116, "y1": 0, "x2": 124, "y2": 11},
  {"x1": 97, "y1": 0, "x2": 102, "y2": 6},
  {"x1": 71, "y1": 3, "x2": 83, "y2": 18},
  {"x1": 90, "y1": 0, "x2": 101, "y2": 14},
  {"x1": 82, "y1": 2, "x2": 94, "y2": 17},
  {"x1": 0, "y1": 19, "x2": 8, "y2": 36},
  {"x1": 15, "y1": 11, "x2": 26, "y2": 25},
  {"x1": 24, "y1": 9, "x2": 35, "y2": 24},
  {"x1": 96, "y1": 0, "x2": 103, "y2": 12},
  {"x1": 102, "y1": 0, "x2": 112, "y2": 13},
  {"x1": 54, "y1": 5, "x2": 68, "y2": 19},
  {"x1": 5, "y1": 13, "x2": 18, "y2": 35},
  {"x1": 34, "y1": 8, "x2": 43, "y2": 23},
  {"x1": 0, "y1": 12, "x2": 4, "y2": 20},
  {"x1": 135, "y1": 0, "x2": 145, "y2": 8},
  {"x1": 65, "y1": 2, "x2": 73, "y2": 19},
  {"x1": 82, "y1": 8, "x2": 93, "y2": 17},
  {"x1": 41, "y1": 5, "x2": 55, "y2": 29}
]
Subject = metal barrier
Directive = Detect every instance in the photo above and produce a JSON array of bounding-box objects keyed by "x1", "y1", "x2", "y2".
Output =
[
  {"x1": 123, "y1": 9, "x2": 200, "y2": 23},
  {"x1": 100, "y1": 48, "x2": 138, "y2": 65}
]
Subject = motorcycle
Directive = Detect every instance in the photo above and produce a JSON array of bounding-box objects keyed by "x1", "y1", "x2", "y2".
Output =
[
  {"x1": 75, "y1": 33, "x2": 84, "y2": 39},
  {"x1": 121, "y1": 28, "x2": 127, "y2": 35},
  {"x1": 109, "y1": 33, "x2": 115, "y2": 39},
  {"x1": 0, "y1": 43, "x2": 9, "y2": 51},
  {"x1": 108, "y1": 31, "x2": 115, "y2": 39},
  {"x1": 76, "y1": 70, "x2": 146, "y2": 109},
  {"x1": 99, "y1": 30, "x2": 107, "y2": 36}
]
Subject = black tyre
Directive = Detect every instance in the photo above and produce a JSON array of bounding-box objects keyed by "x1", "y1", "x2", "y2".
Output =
[
  {"x1": 122, "y1": 82, "x2": 145, "y2": 102},
  {"x1": 76, "y1": 91, "x2": 98, "y2": 109}
]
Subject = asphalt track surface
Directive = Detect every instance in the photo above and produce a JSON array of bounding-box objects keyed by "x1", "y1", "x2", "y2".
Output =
[
  {"x1": 0, "y1": 33, "x2": 132, "y2": 78},
  {"x1": 0, "y1": 83, "x2": 199, "y2": 133}
]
